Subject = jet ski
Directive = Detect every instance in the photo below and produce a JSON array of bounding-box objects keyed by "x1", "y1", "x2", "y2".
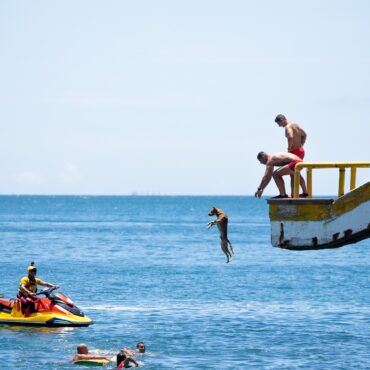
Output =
[{"x1": 0, "y1": 287, "x2": 93, "y2": 327}]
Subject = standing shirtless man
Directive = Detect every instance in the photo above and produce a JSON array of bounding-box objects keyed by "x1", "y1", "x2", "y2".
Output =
[{"x1": 275, "y1": 114, "x2": 308, "y2": 197}]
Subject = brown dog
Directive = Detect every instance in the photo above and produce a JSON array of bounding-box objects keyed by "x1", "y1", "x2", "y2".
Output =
[{"x1": 207, "y1": 207, "x2": 234, "y2": 263}]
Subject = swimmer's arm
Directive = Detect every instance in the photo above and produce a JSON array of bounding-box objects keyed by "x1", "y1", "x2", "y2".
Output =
[
  {"x1": 92, "y1": 355, "x2": 111, "y2": 361},
  {"x1": 120, "y1": 348, "x2": 135, "y2": 356},
  {"x1": 128, "y1": 357, "x2": 139, "y2": 367},
  {"x1": 69, "y1": 354, "x2": 95, "y2": 362},
  {"x1": 71, "y1": 354, "x2": 111, "y2": 361}
]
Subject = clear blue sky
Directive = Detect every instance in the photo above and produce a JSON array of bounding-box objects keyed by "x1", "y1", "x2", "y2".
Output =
[{"x1": 1, "y1": 0, "x2": 369, "y2": 195}]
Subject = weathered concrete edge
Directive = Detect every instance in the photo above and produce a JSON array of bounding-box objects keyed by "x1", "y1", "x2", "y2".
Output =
[{"x1": 275, "y1": 227, "x2": 370, "y2": 251}]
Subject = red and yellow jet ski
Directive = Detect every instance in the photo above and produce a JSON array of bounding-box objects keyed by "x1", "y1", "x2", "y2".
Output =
[{"x1": 0, "y1": 287, "x2": 93, "y2": 327}]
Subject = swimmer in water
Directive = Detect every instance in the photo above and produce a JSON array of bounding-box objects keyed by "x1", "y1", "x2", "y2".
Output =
[
  {"x1": 69, "y1": 344, "x2": 111, "y2": 363},
  {"x1": 117, "y1": 342, "x2": 146, "y2": 368},
  {"x1": 120, "y1": 342, "x2": 146, "y2": 356},
  {"x1": 116, "y1": 350, "x2": 139, "y2": 368}
]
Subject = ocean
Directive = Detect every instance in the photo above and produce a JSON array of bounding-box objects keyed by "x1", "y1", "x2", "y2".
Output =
[{"x1": 0, "y1": 196, "x2": 370, "y2": 369}]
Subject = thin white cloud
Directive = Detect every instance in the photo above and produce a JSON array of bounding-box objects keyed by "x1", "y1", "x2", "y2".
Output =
[{"x1": 13, "y1": 171, "x2": 43, "y2": 185}]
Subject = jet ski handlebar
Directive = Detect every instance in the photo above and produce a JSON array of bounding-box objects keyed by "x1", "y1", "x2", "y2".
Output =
[{"x1": 36, "y1": 286, "x2": 60, "y2": 297}]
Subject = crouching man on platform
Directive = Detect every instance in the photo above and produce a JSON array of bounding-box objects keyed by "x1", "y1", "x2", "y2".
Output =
[{"x1": 255, "y1": 151, "x2": 307, "y2": 199}]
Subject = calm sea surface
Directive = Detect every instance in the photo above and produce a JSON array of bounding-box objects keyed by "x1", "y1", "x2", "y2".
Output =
[{"x1": 0, "y1": 196, "x2": 370, "y2": 369}]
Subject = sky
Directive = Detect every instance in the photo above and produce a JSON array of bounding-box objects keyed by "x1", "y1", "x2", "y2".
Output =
[{"x1": 0, "y1": 0, "x2": 369, "y2": 195}]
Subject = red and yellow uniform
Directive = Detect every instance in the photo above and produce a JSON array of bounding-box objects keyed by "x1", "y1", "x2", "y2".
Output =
[{"x1": 19, "y1": 276, "x2": 42, "y2": 296}]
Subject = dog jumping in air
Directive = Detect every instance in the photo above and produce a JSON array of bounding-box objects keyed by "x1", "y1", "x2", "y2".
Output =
[{"x1": 207, "y1": 207, "x2": 234, "y2": 263}]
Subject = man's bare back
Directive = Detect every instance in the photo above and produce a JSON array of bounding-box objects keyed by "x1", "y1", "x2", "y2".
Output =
[
  {"x1": 267, "y1": 152, "x2": 301, "y2": 168},
  {"x1": 285, "y1": 123, "x2": 307, "y2": 151}
]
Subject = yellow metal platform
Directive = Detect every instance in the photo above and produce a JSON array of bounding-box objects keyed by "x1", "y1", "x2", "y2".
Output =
[{"x1": 268, "y1": 162, "x2": 370, "y2": 250}]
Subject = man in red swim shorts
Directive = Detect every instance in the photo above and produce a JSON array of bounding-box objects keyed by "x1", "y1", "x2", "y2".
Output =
[
  {"x1": 255, "y1": 151, "x2": 307, "y2": 199},
  {"x1": 275, "y1": 114, "x2": 308, "y2": 197}
]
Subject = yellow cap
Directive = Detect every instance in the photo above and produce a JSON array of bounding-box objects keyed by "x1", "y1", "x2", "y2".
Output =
[{"x1": 27, "y1": 262, "x2": 37, "y2": 272}]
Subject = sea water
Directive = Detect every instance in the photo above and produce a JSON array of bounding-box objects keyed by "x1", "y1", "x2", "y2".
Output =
[{"x1": 0, "y1": 196, "x2": 370, "y2": 369}]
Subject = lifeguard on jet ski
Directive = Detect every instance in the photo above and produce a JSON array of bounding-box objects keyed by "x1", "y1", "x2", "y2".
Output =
[{"x1": 0, "y1": 262, "x2": 93, "y2": 327}]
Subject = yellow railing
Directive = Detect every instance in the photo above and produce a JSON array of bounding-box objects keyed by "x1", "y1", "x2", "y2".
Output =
[{"x1": 293, "y1": 162, "x2": 370, "y2": 198}]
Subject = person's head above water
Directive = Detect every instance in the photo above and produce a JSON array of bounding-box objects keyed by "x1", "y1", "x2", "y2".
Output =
[
  {"x1": 274, "y1": 114, "x2": 288, "y2": 127},
  {"x1": 257, "y1": 151, "x2": 268, "y2": 164},
  {"x1": 76, "y1": 344, "x2": 89, "y2": 355},
  {"x1": 136, "y1": 342, "x2": 146, "y2": 353}
]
